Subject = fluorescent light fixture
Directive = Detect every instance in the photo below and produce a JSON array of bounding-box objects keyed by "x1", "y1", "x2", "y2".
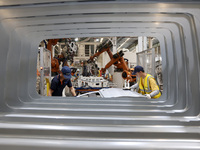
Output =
[{"x1": 117, "y1": 38, "x2": 130, "y2": 50}]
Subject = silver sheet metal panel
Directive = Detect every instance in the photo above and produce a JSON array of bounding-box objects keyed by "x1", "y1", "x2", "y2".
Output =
[
  {"x1": 0, "y1": 1, "x2": 200, "y2": 149},
  {"x1": 99, "y1": 88, "x2": 146, "y2": 98}
]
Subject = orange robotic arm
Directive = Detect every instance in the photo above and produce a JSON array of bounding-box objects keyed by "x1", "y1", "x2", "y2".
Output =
[
  {"x1": 101, "y1": 50, "x2": 136, "y2": 83},
  {"x1": 87, "y1": 41, "x2": 113, "y2": 63},
  {"x1": 88, "y1": 47, "x2": 113, "y2": 63},
  {"x1": 88, "y1": 41, "x2": 136, "y2": 83}
]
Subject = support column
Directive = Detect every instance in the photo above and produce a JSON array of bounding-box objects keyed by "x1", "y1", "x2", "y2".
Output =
[{"x1": 138, "y1": 36, "x2": 147, "y2": 52}]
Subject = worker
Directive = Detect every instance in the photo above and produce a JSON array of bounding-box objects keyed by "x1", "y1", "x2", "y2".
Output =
[
  {"x1": 97, "y1": 68, "x2": 102, "y2": 77},
  {"x1": 131, "y1": 65, "x2": 161, "y2": 99},
  {"x1": 105, "y1": 70, "x2": 113, "y2": 82},
  {"x1": 48, "y1": 66, "x2": 76, "y2": 97},
  {"x1": 71, "y1": 68, "x2": 80, "y2": 82},
  {"x1": 75, "y1": 69, "x2": 80, "y2": 77}
]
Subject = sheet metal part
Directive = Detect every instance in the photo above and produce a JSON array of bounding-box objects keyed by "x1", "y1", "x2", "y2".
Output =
[{"x1": 0, "y1": 0, "x2": 200, "y2": 149}]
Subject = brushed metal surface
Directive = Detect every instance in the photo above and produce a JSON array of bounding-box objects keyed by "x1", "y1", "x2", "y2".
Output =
[{"x1": 0, "y1": 1, "x2": 200, "y2": 149}]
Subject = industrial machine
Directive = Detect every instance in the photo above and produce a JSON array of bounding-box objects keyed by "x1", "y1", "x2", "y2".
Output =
[
  {"x1": 74, "y1": 76, "x2": 112, "y2": 94},
  {"x1": 45, "y1": 39, "x2": 78, "y2": 75},
  {"x1": 87, "y1": 41, "x2": 136, "y2": 87}
]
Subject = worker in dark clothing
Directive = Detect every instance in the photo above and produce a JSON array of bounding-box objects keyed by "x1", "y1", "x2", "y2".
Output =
[{"x1": 48, "y1": 66, "x2": 76, "y2": 96}]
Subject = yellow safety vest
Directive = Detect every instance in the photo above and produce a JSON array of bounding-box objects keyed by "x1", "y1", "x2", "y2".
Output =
[
  {"x1": 98, "y1": 70, "x2": 102, "y2": 77},
  {"x1": 138, "y1": 74, "x2": 161, "y2": 99}
]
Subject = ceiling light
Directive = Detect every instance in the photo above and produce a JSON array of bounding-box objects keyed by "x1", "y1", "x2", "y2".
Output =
[{"x1": 117, "y1": 38, "x2": 130, "y2": 50}]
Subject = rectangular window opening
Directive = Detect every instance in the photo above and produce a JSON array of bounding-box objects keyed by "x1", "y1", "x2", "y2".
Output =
[{"x1": 36, "y1": 37, "x2": 163, "y2": 99}]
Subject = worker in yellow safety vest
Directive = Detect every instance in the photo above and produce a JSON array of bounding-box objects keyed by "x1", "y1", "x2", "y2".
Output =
[{"x1": 131, "y1": 65, "x2": 161, "y2": 99}]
